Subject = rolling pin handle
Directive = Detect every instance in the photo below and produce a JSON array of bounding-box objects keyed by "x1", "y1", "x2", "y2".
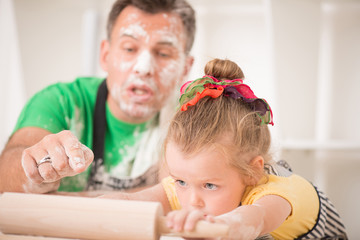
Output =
[{"x1": 157, "y1": 216, "x2": 229, "y2": 238}]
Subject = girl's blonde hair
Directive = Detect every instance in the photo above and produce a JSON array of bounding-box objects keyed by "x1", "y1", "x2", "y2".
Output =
[{"x1": 164, "y1": 58, "x2": 272, "y2": 184}]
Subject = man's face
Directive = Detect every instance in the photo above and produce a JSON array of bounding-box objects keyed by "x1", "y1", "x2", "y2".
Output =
[{"x1": 100, "y1": 6, "x2": 193, "y2": 123}]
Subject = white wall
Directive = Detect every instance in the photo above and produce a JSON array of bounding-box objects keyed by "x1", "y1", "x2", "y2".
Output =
[
  {"x1": 12, "y1": 0, "x2": 113, "y2": 98},
  {"x1": 1, "y1": 0, "x2": 360, "y2": 238},
  {"x1": 0, "y1": 0, "x2": 25, "y2": 149}
]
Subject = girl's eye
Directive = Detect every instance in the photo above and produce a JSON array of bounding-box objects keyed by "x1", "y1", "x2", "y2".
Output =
[
  {"x1": 204, "y1": 183, "x2": 217, "y2": 190},
  {"x1": 175, "y1": 180, "x2": 187, "y2": 187}
]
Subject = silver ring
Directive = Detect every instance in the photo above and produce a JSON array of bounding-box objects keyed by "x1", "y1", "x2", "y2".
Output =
[{"x1": 37, "y1": 155, "x2": 52, "y2": 167}]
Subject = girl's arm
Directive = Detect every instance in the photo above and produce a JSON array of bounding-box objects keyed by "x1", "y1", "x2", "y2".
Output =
[
  {"x1": 99, "y1": 183, "x2": 172, "y2": 214},
  {"x1": 215, "y1": 194, "x2": 291, "y2": 239}
]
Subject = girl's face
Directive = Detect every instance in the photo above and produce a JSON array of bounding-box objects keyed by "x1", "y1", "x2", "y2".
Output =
[{"x1": 165, "y1": 141, "x2": 248, "y2": 216}]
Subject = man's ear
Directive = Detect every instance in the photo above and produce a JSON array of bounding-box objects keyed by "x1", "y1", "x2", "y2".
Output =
[
  {"x1": 99, "y1": 39, "x2": 110, "y2": 72},
  {"x1": 182, "y1": 55, "x2": 194, "y2": 78}
]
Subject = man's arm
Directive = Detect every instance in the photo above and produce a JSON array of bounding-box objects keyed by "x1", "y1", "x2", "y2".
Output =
[
  {"x1": 0, "y1": 127, "x2": 52, "y2": 193},
  {"x1": 0, "y1": 127, "x2": 94, "y2": 194},
  {"x1": 99, "y1": 183, "x2": 172, "y2": 214}
]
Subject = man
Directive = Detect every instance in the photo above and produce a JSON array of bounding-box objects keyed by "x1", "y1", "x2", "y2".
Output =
[{"x1": 0, "y1": 0, "x2": 195, "y2": 195}]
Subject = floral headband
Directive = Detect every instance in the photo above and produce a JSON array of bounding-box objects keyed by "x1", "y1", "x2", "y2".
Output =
[{"x1": 179, "y1": 75, "x2": 274, "y2": 125}]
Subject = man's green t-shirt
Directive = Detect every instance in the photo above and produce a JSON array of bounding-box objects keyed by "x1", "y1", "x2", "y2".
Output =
[{"x1": 14, "y1": 77, "x2": 159, "y2": 191}]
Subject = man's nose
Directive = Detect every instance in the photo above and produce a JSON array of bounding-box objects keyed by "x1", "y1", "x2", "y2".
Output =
[{"x1": 133, "y1": 50, "x2": 154, "y2": 77}]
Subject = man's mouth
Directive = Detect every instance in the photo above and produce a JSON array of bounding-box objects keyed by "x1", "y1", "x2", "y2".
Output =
[
  {"x1": 128, "y1": 85, "x2": 154, "y2": 102},
  {"x1": 133, "y1": 88, "x2": 148, "y2": 96}
]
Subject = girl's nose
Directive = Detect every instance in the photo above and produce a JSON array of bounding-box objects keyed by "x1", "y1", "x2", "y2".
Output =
[
  {"x1": 133, "y1": 50, "x2": 154, "y2": 77},
  {"x1": 189, "y1": 191, "x2": 204, "y2": 208}
]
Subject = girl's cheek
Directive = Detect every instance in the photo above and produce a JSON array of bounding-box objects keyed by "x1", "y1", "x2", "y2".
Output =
[{"x1": 176, "y1": 189, "x2": 188, "y2": 206}]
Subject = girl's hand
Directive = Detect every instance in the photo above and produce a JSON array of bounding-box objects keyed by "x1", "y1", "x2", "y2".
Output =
[
  {"x1": 164, "y1": 207, "x2": 259, "y2": 240},
  {"x1": 165, "y1": 208, "x2": 264, "y2": 240},
  {"x1": 166, "y1": 208, "x2": 215, "y2": 233},
  {"x1": 169, "y1": 209, "x2": 263, "y2": 240}
]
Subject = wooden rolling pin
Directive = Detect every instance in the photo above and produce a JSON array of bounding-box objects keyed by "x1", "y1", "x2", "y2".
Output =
[{"x1": 0, "y1": 192, "x2": 229, "y2": 240}]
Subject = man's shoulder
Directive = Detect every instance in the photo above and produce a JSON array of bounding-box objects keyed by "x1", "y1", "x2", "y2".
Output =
[
  {"x1": 41, "y1": 77, "x2": 104, "y2": 98},
  {"x1": 57, "y1": 76, "x2": 103, "y2": 91},
  {"x1": 72, "y1": 76, "x2": 104, "y2": 85}
]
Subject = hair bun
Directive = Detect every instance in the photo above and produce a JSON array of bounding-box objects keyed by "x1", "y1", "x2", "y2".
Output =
[{"x1": 204, "y1": 58, "x2": 245, "y2": 80}]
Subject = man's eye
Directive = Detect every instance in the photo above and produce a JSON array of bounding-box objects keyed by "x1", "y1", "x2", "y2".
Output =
[
  {"x1": 155, "y1": 49, "x2": 172, "y2": 58},
  {"x1": 158, "y1": 52, "x2": 170, "y2": 57},
  {"x1": 204, "y1": 183, "x2": 217, "y2": 190},
  {"x1": 124, "y1": 47, "x2": 135, "y2": 53},
  {"x1": 121, "y1": 42, "x2": 137, "y2": 53},
  {"x1": 175, "y1": 180, "x2": 187, "y2": 187}
]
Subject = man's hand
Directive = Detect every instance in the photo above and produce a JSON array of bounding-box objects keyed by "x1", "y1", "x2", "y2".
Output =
[{"x1": 21, "y1": 130, "x2": 94, "y2": 185}]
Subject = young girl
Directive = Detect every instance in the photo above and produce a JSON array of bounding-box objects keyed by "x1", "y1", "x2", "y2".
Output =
[{"x1": 102, "y1": 59, "x2": 347, "y2": 239}]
